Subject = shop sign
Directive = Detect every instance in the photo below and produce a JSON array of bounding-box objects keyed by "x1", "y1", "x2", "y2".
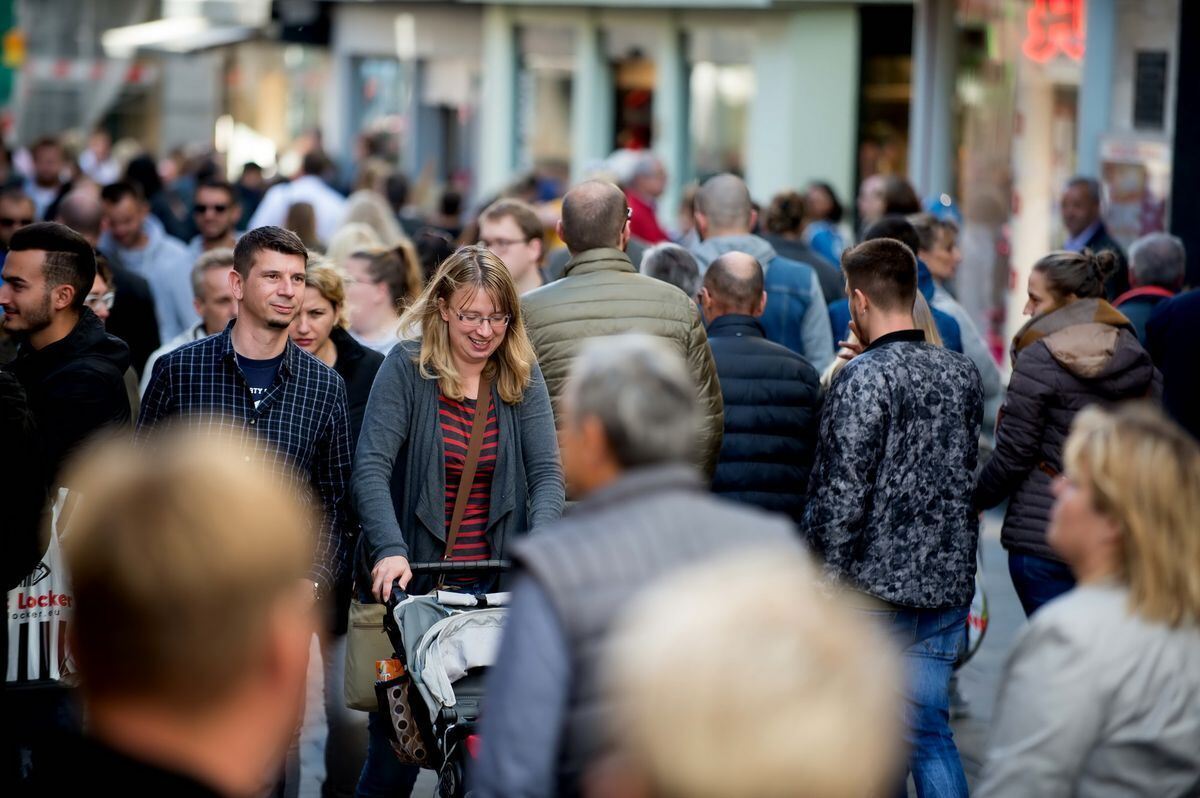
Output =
[{"x1": 1023, "y1": 0, "x2": 1086, "y2": 64}]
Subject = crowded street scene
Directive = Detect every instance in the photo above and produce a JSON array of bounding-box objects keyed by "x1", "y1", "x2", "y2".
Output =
[{"x1": 3, "y1": 0, "x2": 1199, "y2": 796}]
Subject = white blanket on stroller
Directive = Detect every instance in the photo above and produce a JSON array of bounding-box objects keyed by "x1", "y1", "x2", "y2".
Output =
[{"x1": 414, "y1": 608, "x2": 507, "y2": 711}]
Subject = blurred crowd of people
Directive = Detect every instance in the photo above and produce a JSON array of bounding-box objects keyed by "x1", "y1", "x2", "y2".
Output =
[{"x1": 3, "y1": 128, "x2": 1199, "y2": 798}]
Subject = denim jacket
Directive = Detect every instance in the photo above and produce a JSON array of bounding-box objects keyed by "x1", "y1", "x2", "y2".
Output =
[{"x1": 692, "y1": 234, "x2": 834, "y2": 371}]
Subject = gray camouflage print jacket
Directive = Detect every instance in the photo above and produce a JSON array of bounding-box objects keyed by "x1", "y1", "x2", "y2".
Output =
[{"x1": 802, "y1": 329, "x2": 984, "y2": 608}]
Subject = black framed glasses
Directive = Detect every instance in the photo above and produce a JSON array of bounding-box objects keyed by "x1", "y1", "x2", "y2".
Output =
[{"x1": 479, "y1": 237, "x2": 531, "y2": 251}]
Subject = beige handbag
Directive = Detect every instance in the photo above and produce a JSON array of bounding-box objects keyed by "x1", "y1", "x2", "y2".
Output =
[{"x1": 344, "y1": 598, "x2": 393, "y2": 711}]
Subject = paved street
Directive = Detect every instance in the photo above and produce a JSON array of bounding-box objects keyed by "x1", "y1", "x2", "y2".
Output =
[{"x1": 299, "y1": 511, "x2": 1022, "y2": 798}]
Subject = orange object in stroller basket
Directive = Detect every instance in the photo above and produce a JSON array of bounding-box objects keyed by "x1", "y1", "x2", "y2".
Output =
[{"x1": 383, "y1": 559, "x2": 512, "y2": 798}]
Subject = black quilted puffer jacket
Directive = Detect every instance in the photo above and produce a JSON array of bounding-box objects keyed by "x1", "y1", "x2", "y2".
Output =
[{"x1": 974, "y1": 299, "x2": 1160, "y2": 560}]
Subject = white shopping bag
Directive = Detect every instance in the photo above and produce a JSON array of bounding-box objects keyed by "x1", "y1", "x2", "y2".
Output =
[{"x1": 6, "y1": 488, "x2": 78, "y2": 684}]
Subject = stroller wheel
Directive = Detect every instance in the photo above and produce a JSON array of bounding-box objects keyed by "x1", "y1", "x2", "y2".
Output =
[{"x1": 438, "y1": 758, "x2": 465, "y2": 798}]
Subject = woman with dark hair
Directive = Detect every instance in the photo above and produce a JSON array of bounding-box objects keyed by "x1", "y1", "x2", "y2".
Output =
[
  {"x1": 761, "y1": 190, "x2": 844, "y2": 302},
  {"x1": 974, "y1": 250, "x2": 1160, "y2": 617},
  {"x1": 802, "y1": 181, "x2": 848, "y2": 266},
  {"x1": 882, "y1": 175, "x2": 921, "y2": 216}
]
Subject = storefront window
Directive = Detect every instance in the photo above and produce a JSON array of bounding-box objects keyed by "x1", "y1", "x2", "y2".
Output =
[{"x1": 690, "y1": 62, "x2": 754, "y2": 178}]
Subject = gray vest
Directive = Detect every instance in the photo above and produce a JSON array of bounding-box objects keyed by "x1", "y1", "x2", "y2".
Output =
[{"x1": 515, "y1": 465, "x2": 801, "y2": 796}]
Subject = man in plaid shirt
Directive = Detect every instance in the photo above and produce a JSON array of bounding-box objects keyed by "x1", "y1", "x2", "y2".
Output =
[{"x1": 138, "y1": 226, "x2": 353, "y2": 602}]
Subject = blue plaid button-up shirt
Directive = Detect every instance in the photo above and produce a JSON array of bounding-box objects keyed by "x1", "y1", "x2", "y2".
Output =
[{"x1": 137, "y1": 320, "x2": 353, "y2": 591}]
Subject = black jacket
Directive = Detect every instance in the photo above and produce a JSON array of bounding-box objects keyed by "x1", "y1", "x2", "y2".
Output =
[
  {"x1": 331, "y1": 326, "x2": 384, "y2": 447},
  {"x1": 975, "y1": 299, "x2": 1159, "y2": 559},
  {"x1": 1, "y1": 371, "x2": 45, "y2": 591},
  {"x1": 106, "y1": 260, "x2": 161, "y2": 376},
  {"x1": 1146, "y1": 289, "x2": 1200, "y2": 441},
  {"x1": 707, "y1": 314, "x2": 820, "y2": 521},
  {"x1": 764, "y1": 233, "x2": 846, "y2": 303},
  {"x1": 32, "y1": 733, "x2": 222, "y2": 797},
  {"x1": 5, "y1": 308, "x2": 132, "y2": 488},
  {"x1": 1082, "y1": 221, "x2": 1131, "y2": 300},
  {"x1": 803, "y1": 329, "x2": 984, "y2": 608}
]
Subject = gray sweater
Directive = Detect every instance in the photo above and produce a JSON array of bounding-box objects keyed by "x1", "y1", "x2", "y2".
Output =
[
  {"x1": 978, "y1": 584, "x2": 1200, "y2": 797},
  {"x1": 351, "y1": 339, "x2": 564, "y2": 597}
]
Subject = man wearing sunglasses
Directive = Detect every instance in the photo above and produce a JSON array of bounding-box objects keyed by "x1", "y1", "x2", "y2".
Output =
[
  {"x1": 186, "y1": 179, "x2": 241, "y2": 261},
  {"x1": 0, "y1": 188, "x2": 35, "y2": 263}
]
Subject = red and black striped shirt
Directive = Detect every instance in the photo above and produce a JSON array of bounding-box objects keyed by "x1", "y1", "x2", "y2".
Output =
[{"x1": 440, "y1": 391, "x2": 499, "y2": 581}]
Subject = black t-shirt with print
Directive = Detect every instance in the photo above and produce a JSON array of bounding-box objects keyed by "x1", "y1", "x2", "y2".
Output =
[{"x1": 236, "y1": 351, "x2": 284, "y2": 408}]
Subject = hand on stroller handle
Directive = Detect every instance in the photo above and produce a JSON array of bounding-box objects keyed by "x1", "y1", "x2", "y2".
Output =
[{"x1": 387, "y1": 559, "x2": 513, "y2": 606}]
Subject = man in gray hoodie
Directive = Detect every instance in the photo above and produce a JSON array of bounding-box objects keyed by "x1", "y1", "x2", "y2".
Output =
[{"x1": 691, "y1": 174, "x2": 834, "y2": 372}]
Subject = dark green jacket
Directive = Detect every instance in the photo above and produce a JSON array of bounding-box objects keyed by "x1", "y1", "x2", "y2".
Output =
[{"x1": 520, "y1": 247, "x2": 724, "y2": 476}]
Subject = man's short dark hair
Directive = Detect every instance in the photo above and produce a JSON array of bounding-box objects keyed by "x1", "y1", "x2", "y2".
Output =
[
  {"x1": 31, "y1": 136, "x2": 63, "y2": 157},
  {"x1": 841, "y1": 238, "x2": 917, "y2": 313},
  {"x1": 1066, "y1": 175, "x2": 1101, "y2": 204},
  {"x1": 9, "y1": 222, "x2": 98, "y2": 310},
  {"x1": 560, "y1": 181, "x2": 627, "y2": 252},
  {"x1": 0, "y1": 187, "x2": 34, "y2": 210},
  {"x1": 481, "y1": 199, "x2": 544, "y2": 248},
  {"x1": 301, "y1": 151, "x2": 330, "y2": 177},
  {"x1": 703, "y1": 252, "x2": 763, "y2": 312},
  {"x1": 195, "y1": 179, "x2": 237, "y2": 204},
  {"x1": 100, "y1": 181, "x2": 146, "y2": 206},
  {"x1": 385, "y1": 173, "x2": 409, "y2": 210},
  {"x1": 863, "y1": 215, "x2": 921, "y2": 256},
  {"x1": 233, "y1": 226, "x2": 307, "y2": 278}
]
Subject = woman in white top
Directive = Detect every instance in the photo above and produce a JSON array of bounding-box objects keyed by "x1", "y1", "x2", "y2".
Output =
[{"x1": 978, "y1": 402, "x2": 1200, "y2": 797}]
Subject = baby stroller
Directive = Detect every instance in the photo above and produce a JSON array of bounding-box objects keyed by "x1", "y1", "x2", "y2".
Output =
[{"x1": 380, "y1": 559, "x2": 511, "y2": 798}]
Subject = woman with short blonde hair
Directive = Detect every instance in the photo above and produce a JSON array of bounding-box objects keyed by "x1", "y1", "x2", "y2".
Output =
[
  {"x1": 350, "y1": 245, "x2": 564, "y2": 794},
  {"x1": 978, "y1": 403, "x2": 1200, "y2": 797}
]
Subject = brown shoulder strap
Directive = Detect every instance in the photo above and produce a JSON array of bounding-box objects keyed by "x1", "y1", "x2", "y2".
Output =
[{"x1": 443, "y1": 371, "x2": 492, "y2": 560}]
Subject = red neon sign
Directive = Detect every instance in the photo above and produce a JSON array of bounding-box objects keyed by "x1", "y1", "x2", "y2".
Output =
[{"x1": 1023, "y1": 0, "x2": 1086, "y2": 63}]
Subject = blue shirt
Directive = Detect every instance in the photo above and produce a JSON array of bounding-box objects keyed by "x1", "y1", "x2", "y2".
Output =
[
  {"x1": 236, "y1": 351, "x2": 284, "y2": 408},
  {"x1": 137, "y1": 320, "x2": 353, "y2": 590}
]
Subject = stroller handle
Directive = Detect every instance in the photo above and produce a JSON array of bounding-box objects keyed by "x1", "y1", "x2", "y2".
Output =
[{"x1": 388, "y1": 559, "x2": 513, "y2": 608}]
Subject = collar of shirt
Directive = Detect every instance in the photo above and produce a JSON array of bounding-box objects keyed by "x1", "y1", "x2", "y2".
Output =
[
  {"x1": 216, "y1": 318, "x2": 302, "y2": 380},
  {"x1": 1063, "y1": 219, "x2": 1102, "y2": 252},
  {"x1": 864, "y1": 328, "x2": 927, "y2": 353}
]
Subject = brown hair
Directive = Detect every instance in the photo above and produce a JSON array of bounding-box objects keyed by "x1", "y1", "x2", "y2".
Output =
[
  {"x1": 763, "y1": 191, "x2": 805, "y2": 236},
  {"x1": 841, "y1": 238, "x2": 917, "y2": 312},
  {"x1": 1064, "y1": 404, "x2": 1200, "y2": 626},
  {"x1": 351, "y1": 245, "x2": 424, "y2": 309},
  {"x1": 480, "y1": 198, "x2": 544, "y2": 251},
  {"x1": 1032, "y1": 249, "x2": 1118, "y2": 301},
  {"x1": 232, "y1": 225, "x2": 307, "y2": 279},
  {"x1": 398, "y1": 245, "x2": 536, "y2": 404}
]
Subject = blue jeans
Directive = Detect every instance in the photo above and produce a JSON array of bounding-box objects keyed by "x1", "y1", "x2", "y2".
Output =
[
  {"x1": 356, "y1": 710, "x2": 420, "y2": 798},
  {"x1": 859, "y1": 604, "x2": 970, "y2": 798},
  {"x1": 1008, "y1": 552, "x2": 1075, "y2": 618}
]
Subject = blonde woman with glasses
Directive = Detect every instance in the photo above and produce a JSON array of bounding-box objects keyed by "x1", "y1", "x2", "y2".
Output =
[
  {"x1": 977, "y1": 403, "x2": 1200, "y2": 797},
  {"x1": 350, "y1": 245, "x2": 564, "y2": 796}
]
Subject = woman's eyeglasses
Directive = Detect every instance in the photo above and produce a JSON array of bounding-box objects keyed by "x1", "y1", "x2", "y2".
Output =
[{"x1": 453, "y1": 311, "x2": 511, "y2": 329}]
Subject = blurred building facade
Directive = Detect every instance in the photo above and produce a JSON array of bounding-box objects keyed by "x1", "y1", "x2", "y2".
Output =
[{"x1": 2, "y1": 0, "x2": 1193, "y2": 336}]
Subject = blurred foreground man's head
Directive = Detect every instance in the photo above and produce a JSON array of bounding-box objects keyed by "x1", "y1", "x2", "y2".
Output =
[
  {"x1": 58, "y1": 431, "x2": 317, "y2": 796},
  {"x1": 589, "y1": 550, "x2": 904, "y2": 798},
  {"x1": 558, "y1": 334, "x2": 698, "y2": 497}
]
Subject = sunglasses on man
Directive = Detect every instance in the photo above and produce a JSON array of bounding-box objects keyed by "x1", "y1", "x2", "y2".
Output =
[
  {"x1": 193, "y1": 203, "x2": 230, "y2": 215},
  {"x1": 0, "y1": 217, "x2": 33, "y2": 227}
]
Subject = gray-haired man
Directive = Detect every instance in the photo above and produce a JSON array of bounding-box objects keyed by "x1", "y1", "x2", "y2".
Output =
[
  {"x1": 1114, "y1": 232, "x2": 1186, "y2": 344},
  {"x1": 471, "y1": 335, "x2": 803, "y2": 798}
]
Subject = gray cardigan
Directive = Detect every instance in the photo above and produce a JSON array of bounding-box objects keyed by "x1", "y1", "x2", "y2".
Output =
[
  {"x1": 351, "y1": 338, "x2": 564, "y2": 597},
  {"x1": 977, "y1": 583, "x2": 1200, "y2": 797}
]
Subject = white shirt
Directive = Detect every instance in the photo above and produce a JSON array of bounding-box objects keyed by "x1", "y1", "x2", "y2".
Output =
[
  {"x1": 246, "y1": 175, "x2": 347, "y2": 243},
  {"x1": 138, "y1": 323, "x2": 210, "y2": 397}
]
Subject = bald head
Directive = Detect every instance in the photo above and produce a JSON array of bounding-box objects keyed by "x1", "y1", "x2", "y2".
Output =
[
  {"x1": 559, "y1": 180, "x2": 629, "y2": 254},
  {"x1": 696, "y1": 173, "x2": 754, "y2": 237},
  {"x1": 701, "y1": 251, "x2": 765, "y2": 319},
  {"x1": 55, "y1": 190, "x2": 104, "y2": 246}
]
